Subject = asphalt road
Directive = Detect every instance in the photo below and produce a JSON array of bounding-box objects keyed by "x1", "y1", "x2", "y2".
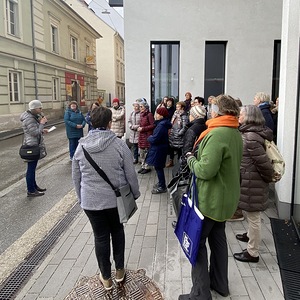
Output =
[{"x1": 0, "y1": 123, "x2": 78, "y2": 254}]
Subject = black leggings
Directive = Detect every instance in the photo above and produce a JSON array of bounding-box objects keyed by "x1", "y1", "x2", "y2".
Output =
[{"x1": 84, "y1": 208, "x2": 125, "y2": 279}]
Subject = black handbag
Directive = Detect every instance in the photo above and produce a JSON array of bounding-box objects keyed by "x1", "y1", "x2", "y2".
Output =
[
  {"x1": 167, "y1": 163, "x2": 191, "y2": 217},
  {"x1": 19, "y1": 145, "x2": 40, "y2": 161}
]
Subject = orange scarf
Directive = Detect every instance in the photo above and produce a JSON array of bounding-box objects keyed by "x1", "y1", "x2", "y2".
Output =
[{"x1": 193, "y1": 115, "x2": 239, "y2": 148}]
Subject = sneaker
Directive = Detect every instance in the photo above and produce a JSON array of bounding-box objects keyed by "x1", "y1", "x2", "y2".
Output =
[
  {"x1": 166, "y1": 160, "x2": 174, "y2": 168},
  {"x1": 115, "y1": 268, "x2": 125, "y2": 283},
  {"x1": 228, "y1": 208, "x2": 244, "y2": 221},
  {"x1": 36, "y1": 186, "x2": 47, "y2": 192},
  {"x1": 140, "y1": 168, "x2": 151, "y2": 174},
  {"x1": 153, "y1": 182, "x2": 159, "y2": 189},
  {"x1": 152, "y1": 187, "x2": 167, "y2": 194},
  {"x1": 137, "y1": 168, "x2": 144, "y2": 173},
  {"x1": 99, "y1": 274, "x2": 113, "y2": 290},
  {"x1": 228, "y1": 213, "x2": 244, "y2": 222},
  {"x1": 27, "y1": 191, "x2": 45, "y2": 197}
]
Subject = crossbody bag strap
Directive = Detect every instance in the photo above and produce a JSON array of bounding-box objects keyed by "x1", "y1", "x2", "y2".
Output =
[{"x1": 82, "y1": 146, "x2": 120, "y2": 196}]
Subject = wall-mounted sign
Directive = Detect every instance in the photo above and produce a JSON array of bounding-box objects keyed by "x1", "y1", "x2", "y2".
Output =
[{"x1": 85, "y1": 56, "x2": 95, "y2": 65}]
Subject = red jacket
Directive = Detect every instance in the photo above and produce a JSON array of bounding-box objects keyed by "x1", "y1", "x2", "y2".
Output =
[{"x1": 138, "y1": 110, "x2": 154, "y2": 149}]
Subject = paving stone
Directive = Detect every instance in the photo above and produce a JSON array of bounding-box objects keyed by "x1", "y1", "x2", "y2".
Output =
[
  {"x1": 64, "y1": 232, "x2": 91, "y2": 259},
  {"x1": 28, "y1": 265, "x2": 58, "y2": 294},
  {"x1": 39, "y1": 259, "x2": 76, "y2": 298},
  {"x1": 49, "y1": 236, "x2": 76, "y2": 265}
]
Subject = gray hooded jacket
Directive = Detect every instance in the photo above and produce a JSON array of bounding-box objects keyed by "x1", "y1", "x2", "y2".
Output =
[
  {"x1": 72, "y1": 129, "x2": 140, "y2": 210},
  {"x1": 20, "y1": 110, "x2": 45, "y2": 146}
]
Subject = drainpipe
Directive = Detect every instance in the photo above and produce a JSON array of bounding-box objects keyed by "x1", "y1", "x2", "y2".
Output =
[{"x1": 30, "y1": 0, "x2": 38, "y2": 99}]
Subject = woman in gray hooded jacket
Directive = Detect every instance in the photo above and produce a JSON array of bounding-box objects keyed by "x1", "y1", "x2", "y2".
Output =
[
  {"x1": 20, "y1": 100, "x2": 48, "y2": 197},
  {"x1": 72, "y1": 106, "x2": 140, "y2": 291}
]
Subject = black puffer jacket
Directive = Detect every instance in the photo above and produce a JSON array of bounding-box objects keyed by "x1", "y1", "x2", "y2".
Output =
[
  {"x1": 169, "y1": 111, "x2": 188, "y2": 149},
  {"x1": 238, "y1": 124, "x2": 274, "y2": 212},
  {"x1": 182, "y1": 118, "x2": 207, "y2": 155}
]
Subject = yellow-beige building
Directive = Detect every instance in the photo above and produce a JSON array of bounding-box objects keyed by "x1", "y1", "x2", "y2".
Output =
[{"x1": 0, "y1": 0, "x2": 101, "y2": 131}]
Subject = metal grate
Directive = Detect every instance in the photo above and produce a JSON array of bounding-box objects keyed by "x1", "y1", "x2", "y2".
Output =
[
  {"x1": 0, "y1": 203, "x2": 81, "y2": 300},
  {"x1": 270, "y1": 218, "x2": 300, "y2": 300},
  {"x1": 64, "y1": 269, "x2": 163, "y2": 300}
]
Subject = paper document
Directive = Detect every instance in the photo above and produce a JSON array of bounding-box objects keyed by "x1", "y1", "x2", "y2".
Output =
[{"x1": 48, "y1": 126, "x2": 56, "y2": 133}]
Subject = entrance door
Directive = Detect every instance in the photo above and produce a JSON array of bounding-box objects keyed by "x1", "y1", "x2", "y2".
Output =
[{"x1": 71, "y1": 81, "x2": 80, "y2": 103}]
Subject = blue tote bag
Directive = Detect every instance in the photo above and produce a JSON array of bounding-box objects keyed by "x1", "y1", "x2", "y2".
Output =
[{"x1": 174, "y1": 174, "x2": 204, "y2": 265}]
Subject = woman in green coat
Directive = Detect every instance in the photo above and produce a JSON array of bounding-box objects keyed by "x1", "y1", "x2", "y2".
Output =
[{"x1": 178, "y1": 95, "x2": 243, "y2": 300}]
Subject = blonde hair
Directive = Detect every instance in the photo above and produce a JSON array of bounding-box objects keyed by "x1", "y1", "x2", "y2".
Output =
[{"x1": 254, "y1": 92, "x2": 270, "y2": 104}]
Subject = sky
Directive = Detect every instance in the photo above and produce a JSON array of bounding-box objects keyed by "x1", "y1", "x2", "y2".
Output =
[{"x1": 86, "y1": 0, "x2": 124, "y2": 17}]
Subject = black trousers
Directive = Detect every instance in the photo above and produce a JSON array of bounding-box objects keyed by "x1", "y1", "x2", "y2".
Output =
[
  {"x1": 84, "y1": 208, "x2": 125, "y2": 280},
  {"x1": 189, "y1": 218, "x2": 229, "y2": 300}
]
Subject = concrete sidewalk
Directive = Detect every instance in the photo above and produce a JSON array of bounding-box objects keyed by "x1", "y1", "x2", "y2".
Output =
[{"x1": 14, "y1": 166, "x2": 284, "y2": 300}]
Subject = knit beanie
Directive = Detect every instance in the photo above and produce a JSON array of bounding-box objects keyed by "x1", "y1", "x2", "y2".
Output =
[
  {"x1": 156, "y1": 107, "x2": 169, "y2": 118},
  {"x1": 190, "y1": 106, "x2": 206, "y2": 119},
  {"x1": 28, "y1": 100, "x2": 42, "y2": 110},
  {"x1": 112, "y1": 98, "x2": 120, "y2": 104}
]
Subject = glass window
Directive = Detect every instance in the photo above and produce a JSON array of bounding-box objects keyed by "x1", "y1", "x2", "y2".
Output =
[
  {"x1": 272, "y1": 40, "x2": 281, "y2": 102},
  {"x1": 9, "y1": 71, "x2": 20, "y2": 102},
  {"x1": 52, "y1": 77, "x2": 59, "y2": 100},
  {"x1": 204, "y1": 42, "x2": 227, "y2": 100},
  {"x1": 6, "y1": 0, "x2": 19, "y2": 37},
  {"x1": 151, "y1": 42, "x2": 180, "y2": 113},
  {"x1": 70, "y1": 36, "x2": 78, "y2": 60},
  {"x1": 51, "y1": 25, "x2": 59, "y2": 53}
]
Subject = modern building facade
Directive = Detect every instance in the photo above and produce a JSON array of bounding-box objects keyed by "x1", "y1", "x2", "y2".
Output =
[
  {"x1": 68, "y1": 0, "x2": 125, "y2": 106},
  {"x1": 120, "y1": 0, "x2": 300, "y2": 226},
  {"x1": 0, "y1": 0, "x2": 100, "y2": 132}
]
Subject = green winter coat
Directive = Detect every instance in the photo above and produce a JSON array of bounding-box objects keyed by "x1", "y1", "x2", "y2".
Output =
[{"x1": 188, "y1": 127, "x2": 243, "y2": 222}]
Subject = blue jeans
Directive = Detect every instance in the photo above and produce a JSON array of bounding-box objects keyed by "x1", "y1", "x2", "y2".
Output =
[
  {"x1": 132, "y1": 143, "x2": 139, "y2": 161},
  {"x1": 155, "y1": 167, "x2": 166, "y2": 188},
  {"x1": 84, "y1": 208, "x2": 125, "y2": 280},
  {"x1": 26, "y1": 160, "x2": 38, "y2": 193},
  {"x1": 69, "y1": 138, "x2": 80, "y2": 159}
]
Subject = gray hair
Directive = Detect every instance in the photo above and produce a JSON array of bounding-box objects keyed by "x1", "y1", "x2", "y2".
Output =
[
  {"x1": 240, "y1": 105, "x2": 265, "y2": 126},
  {"x1": 254, "y1": 92, "x2": 270, "y2": 104}
]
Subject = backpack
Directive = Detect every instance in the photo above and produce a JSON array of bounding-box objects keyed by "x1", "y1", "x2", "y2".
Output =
[{"x1": 265, "y1": 140, "x2": 285, "y2": 182}]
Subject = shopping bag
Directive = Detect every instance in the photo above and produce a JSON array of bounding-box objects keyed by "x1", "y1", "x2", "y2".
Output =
[{"x1": 174, "y1": 174, "x2": 204, "y2": 265}]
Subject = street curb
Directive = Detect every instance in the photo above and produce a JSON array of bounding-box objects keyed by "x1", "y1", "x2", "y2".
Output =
[
  {"x1": 0, "y1": 189, "x2": 78, "y2": 286},
  {"x1": 0, "y1": 120, "x2": 65, "y2": 141}
]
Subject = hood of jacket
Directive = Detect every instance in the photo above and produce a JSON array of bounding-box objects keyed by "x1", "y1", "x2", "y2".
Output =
[
  {"x1": 79, "y1": 129, "x2": 118, "y2": 154},
  {"x1": 20, "y1": 110, "x2": 37, "y2": 122},
  {"x1": 239, "y1": 123, "x2": 273, "y2": 142}
]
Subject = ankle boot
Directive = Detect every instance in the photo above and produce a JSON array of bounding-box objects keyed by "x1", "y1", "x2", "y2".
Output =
[{"x1": 166, "y1": 160, "x2": 174, "y2": 168}]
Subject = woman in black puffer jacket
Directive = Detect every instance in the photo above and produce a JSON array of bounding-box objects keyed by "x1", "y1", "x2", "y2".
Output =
[
  {"x1": 179, "y1": 105, "x2": 207, "y2": 176},
  {"x1": 233, "y1": 105, "x2": 273, "y2": 264}
]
